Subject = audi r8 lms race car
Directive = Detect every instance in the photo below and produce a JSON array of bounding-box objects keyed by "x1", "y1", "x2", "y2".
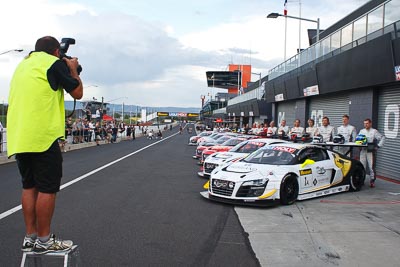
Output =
[
  {"x1": 188, "y1": 131, "x2": 212, "y2": 146},
  {"x1": 200, "y1": 143, "x2": 366, "y2": 205},
  {"x1": 198, "y1": 138, "x2": 287, "y2": 178}
]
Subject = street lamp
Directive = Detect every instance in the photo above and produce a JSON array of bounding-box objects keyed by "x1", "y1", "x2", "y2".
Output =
[
  {"x1": 0, "y1": 49, "x2": 23, "y2": 56},
  {"x1": 267, "y1": 13, "x2": 320, "y2": 62}
]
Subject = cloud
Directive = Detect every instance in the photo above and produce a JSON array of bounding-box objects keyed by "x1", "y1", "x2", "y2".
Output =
[{"x1": 0, "y1": 0, "x2": 373, "y2": 107}]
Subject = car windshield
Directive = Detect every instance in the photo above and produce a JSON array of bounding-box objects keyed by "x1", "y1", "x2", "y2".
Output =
[
  {"x1": 216, "y1": 136, "x2": 231, "y2": 144},
  {"x1": 199, "y1": 132, "x2": 211, "y2": 137},
  {"x1": 221, "y1": 138, "x2": 246, "y2": 146},
  {"x1": 243, "y1": 146, "x2": 296, "y2": 165},
  {"x1": 229, "y1": 141, "x2": 266, "y2": 153}
]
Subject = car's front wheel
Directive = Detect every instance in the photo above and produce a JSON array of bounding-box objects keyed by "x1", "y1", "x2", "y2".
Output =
[
  {"x1": 349, "y1": 164, "x2": 365, "y2": 191},
  {"x1": 280, "y1": 174, "x2": 299, "y2": 205}
]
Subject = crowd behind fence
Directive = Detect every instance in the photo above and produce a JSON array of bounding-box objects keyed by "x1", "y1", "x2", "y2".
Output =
[{"x1": 0, "y1": 119, "x2": 177, "y2": 154}]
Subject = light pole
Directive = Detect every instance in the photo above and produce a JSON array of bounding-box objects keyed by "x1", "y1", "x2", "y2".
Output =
[
  {"x1": 267, "y1": 12, "x2": 320, "y2": 62},
  {"x1": 107, "y1": 97, "x2": 128, "y2": 120},
  {"x1": 200, "y1": 95, "x2": 206, "y2": 108},
  {"x1": 0, "y1": 49, "x2": 23, "y2": 56}
]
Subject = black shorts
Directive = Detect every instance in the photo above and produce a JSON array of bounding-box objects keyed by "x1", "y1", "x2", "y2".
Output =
[{"x1": 16, "y1": 140, "x2": 63, "y2": 193}]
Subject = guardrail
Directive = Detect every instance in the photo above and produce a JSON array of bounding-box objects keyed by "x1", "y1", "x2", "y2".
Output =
[{"x1": 269, "y1": 18, "x2": 400, "y2": 80}]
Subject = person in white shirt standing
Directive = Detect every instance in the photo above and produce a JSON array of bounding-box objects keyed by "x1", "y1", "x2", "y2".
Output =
[
  {"x1": 278, "y1": 120, "x2": 289, "y2": 139},
  {"x1": 318, "y1": 116, "x2": 335, "y2": 142},
  {"x1": 336, "y1": 114, "x2": 357, "y2": 155},
  {"x1": 265, "y1": 121, "x2": 277, "y2": 138},
  {"x1": 289, "y1": 119, "x2": 305, "y2": 135},
  {"x1": 289, "y1": 119, "x2": 304, "y2": 142},
  {"x1": 305, "y1": 118, "x2": 319, "y2": 137},
  {"x1": 358, "y1": 118, "x2": 385, "y2": 188}
]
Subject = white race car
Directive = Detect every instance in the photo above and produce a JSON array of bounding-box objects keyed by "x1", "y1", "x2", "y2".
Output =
[
  {"x1": 198, "y1": 138, "x2": 287, "y2": 178},
  {"x1": 201, "y1": 143, "x2": 366, "y2": 205}
]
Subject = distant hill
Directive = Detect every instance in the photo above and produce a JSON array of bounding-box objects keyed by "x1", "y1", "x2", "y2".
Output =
[{"x1": 64, "y1": 101, "x2": 200, "y2": 113}]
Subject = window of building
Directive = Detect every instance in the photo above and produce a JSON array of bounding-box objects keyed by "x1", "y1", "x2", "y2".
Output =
[
  {"x1": 384, "y1": 0, "x2": 400, "y2": 27},
  {"x1": 341, "y1": 23, "x2": 353, "y2": 46},
  {"x1": 367, "y1": 6, "x2": 383, "y2": 35},
  {"x1": 353, "y1": 15, "x2": 367, "y2": 41},
  {"x1": 331, "y1": 31, "x2": 341, "y2": 52},
  {"x1": 320, "y1": 37, "x2": 330, "y2": 57}
]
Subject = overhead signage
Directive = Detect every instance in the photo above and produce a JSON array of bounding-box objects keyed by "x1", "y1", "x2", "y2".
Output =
[
  {"x1": 156, "y1": 112, "x2": 199, "y2": 117},
  {"x1": 275, "y1": 93, "x2": 284, "y2": 101},
  {"x1": 303, "y1": 85, "x2": 319, "y2": 96},
  {"x1": 178, "y1": 112, "x2": 187, "y2": 117},
  {"x1": 395, "y1": 66, "x2": 400, "y2": 81}
]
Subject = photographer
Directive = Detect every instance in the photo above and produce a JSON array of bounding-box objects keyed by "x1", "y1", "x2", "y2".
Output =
[{"x1": 7, "y1": 36, "x2": 83, "y2": 254}]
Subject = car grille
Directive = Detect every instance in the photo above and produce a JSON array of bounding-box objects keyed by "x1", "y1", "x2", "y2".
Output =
[
  {"x1": 204, "y1": 163, "x2": 218, "y2": 174},
  {"x1": 211, "y1": 179, "x2": 234, "y2": 196}
]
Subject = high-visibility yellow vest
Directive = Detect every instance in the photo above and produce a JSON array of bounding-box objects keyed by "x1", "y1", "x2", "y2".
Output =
[{"x1": 7, "y1": 52, "x2": 65, "y2": 156}]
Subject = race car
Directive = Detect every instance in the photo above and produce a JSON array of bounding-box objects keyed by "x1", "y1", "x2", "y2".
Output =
[
  {"x1": 193, "y1": 134, "x2": 235, "y2": 160},
  {"x1": 199, "y1": 136, "x2": 252, "y2": 165},
  {"x1": 198, "y1": 138, "x2": 287, "y2": 178},
  {"x1": 188, "y1": 131, "x2": 212, "y2": 146},
  {"x1": 200, "y1": 143, "x2": 366, "y2": 205}
]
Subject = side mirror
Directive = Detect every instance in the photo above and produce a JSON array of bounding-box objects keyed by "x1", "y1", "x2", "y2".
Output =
[{"x1": 301, "y1": 159, "x2": 315, "y2": 168}]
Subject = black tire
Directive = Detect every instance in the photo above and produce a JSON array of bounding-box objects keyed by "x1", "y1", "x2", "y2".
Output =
[
  {"x1": 280, "y1": 174, "x2": 299, "y2": 205},
  {"x1": 349, "y1": 164, "x2": 366, "y2": 191}
]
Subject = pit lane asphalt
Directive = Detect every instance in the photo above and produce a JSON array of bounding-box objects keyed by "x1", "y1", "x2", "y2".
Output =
[{"x1": 0, "y1": 125, "x2": 260, "y2": 266}]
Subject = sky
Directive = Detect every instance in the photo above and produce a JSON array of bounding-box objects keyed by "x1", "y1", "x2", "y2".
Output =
[{"x1": 0, "y1": 0, "x2": 370, "y2": 109}]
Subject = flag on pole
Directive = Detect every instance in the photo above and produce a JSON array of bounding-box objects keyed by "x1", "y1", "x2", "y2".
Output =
[{"x1": 284, "y1": 0, "x2": 288, "y2": 15}]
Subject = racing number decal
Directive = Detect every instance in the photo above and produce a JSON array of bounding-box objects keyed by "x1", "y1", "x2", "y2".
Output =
[{"x1": 333, "y1": 154, "x2": 352, "y2": 177}]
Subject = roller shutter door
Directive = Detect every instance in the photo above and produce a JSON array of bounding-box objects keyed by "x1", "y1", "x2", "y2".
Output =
[
  {"x1": 276, "y1": 101, "x2": 296, "y2": 125},
  {"x1": 377, "y1": 87, "x2": 400, "y2": 180},
  {"x1": 308, "y1": 94, "x2": 350, "y2": 128}
]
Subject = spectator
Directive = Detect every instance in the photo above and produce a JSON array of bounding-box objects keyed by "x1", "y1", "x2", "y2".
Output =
[
  {"x1": 157, "y1": 129, "x2": 163, "y2": 139},
  {"x1": 132, "y1": 125, "x2": 136, "y2": 140},
  {"x1": 95, "y1": 108, "x2": 101, "y2": 122},
  {"x1": 94, "y1": 122, "x2": 102, "y2": 146},
  {"x1": 0, "y1": 121, "x2": 3, "y2": 153},
  {"x1": 358, "y1": 118, "x2": 385, "y2": 188},
  {"x1": 148, "y1": 129, "x2": 154, "y2": 139},
  {"x1": 85, "y1": 108, "x2": 91, "y2": 121},
  {"x1": 111, "y1": 123, "x2": 118, "y2": 143},
  {"x1": 126, "y1": 125, "x2": 132, "y2": 140}
]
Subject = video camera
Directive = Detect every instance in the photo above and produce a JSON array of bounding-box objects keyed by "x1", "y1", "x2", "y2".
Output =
[{"x1": 59, "y1": 38, "x2": 82, "y2": 74}]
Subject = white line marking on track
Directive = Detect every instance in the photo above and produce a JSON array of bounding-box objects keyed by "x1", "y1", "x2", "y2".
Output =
[{"x1": 0, "y1": 132, "x2": 179, "y2": 221}]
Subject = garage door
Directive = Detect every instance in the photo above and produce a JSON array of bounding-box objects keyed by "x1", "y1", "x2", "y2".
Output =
[
  {"x1": 377, "y1": 87, "x2": 400, "y2": 180},
  {"x1": 276, "y1": 100, "x2": 297, "y2": 126},
  {"x1": 308, "y1": 94, "x2": 350, "y2": 128}
]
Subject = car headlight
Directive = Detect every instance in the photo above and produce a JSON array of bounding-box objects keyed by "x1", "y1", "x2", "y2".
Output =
[{"x1": 242, "y1": 178, "x2": 269, "y2": 187}]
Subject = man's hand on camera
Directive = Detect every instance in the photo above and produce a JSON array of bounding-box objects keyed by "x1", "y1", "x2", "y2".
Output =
[{"x1": 63, "y1": 57, "x2": 80, "y2": 77}]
